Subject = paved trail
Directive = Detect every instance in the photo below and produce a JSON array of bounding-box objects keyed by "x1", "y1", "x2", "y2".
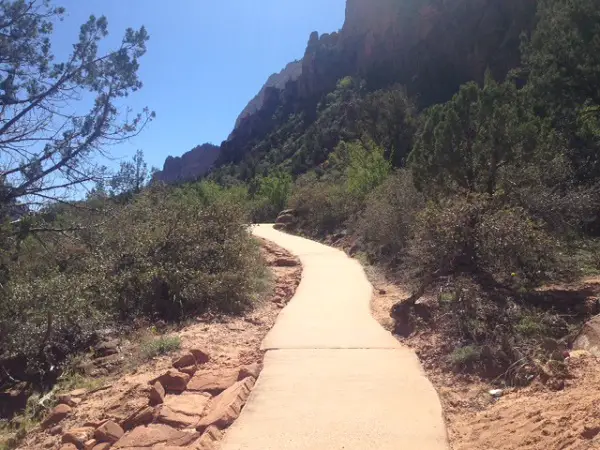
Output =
[{"x1": 221, "y1": 224, "x2": 448, "y2": 450}]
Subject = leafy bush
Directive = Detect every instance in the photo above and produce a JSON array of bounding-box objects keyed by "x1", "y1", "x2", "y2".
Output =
[
  {"x1": 250, "y1": 171, "x2": 292, "y2": 222},
  {"x1": 0, "y1": 185, "x2": 266, "y2": 384},
  {"x1": 140, "y1": 335, "x2": 181, "y2": 360},
  {"x1": 353, "y1": 170, "x2": 424, "y2": 263},
  {"x1": 288, "y1": 174, "x2": 357, "y2": 238},
  {"x1": 408, "y1": 196, "x2": 564, "y2": 287},
  {"x1": 330, "y1": 140, "x2": 391, "y2": 200}
]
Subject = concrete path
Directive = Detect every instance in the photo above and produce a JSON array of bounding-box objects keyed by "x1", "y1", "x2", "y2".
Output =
[{"x1": 220, "y1": 225, "x2": 448, "y2": 450}]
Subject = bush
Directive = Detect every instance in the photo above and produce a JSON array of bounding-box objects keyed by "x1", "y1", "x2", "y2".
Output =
[
  {"x1": 249, "y1": 171, "x2": 292, "y2": 223},
  {"x1": 288, "y1": 174, "x2": 358, "y2": 238},
  {"x1": 140, "y1": 335, "x2": 181, "y2": 360},
  {"x1": 408, "y1": 196, "x2": 564, "y2": 287},
  {"x1": 353, "y1": 170, "x2": 424, "y2": 263},
  {"x1": 0, "y1": 185, "x2": 267, "y2": 384}
]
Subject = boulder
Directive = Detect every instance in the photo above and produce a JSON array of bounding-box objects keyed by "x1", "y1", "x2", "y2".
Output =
[
  {"x1": 275, "y1": 214, "x2": 295, "y2": 225},
  {"x1": 196, "y1": 377, "x2": 256, "y2": 431},
  {"x1": 94, "y1": 420, "x2": 124, "y2": 443},
  {"x1": 149, "y1": 381, "x2": 165, "y2": 406},
  {"x1": 69, "y1": 388, "x2": 87, "y2": 397},
  {"x1": 150, "y1": 370, "x2": 190, "y2": 393},
  {"x1": 187, "y1": 369, "x2": 238, "y2": 394},
  {"x1": 42, "y1": 404, "x2": 72, "y2": 428},
  {"x1": 156, "y1": 405, "x2": 199, "y2": 428},
  {"x1": 58, "y1": 394, "x2": 82, "y2": 407},
  {"x1": 121, "y1": 406, "x2": 155, "y2": 430},
  {"x1": 274, "y1": 257, "x2": 299, "y2": 267},
  {"x1": 238, "y1": 363, "x2": 261, "y2": 381},
  {"x1": 62, "y1": 427, "x2": 95, "y2": 447},
  {"x1": 279, "y1": 209, "x2": 297, "y2": 217},
  {"x1": 189, "y1": 348, "x2": 210, "y2": 365},
  {"x1": 573, "y1": 315, "x2": 600, "y2": 357},
  {"x1": 172, "y1": 353, "x2": 196, "y2": 369},
  {"x1": 94, "y1": 339, "x2": 120, "y2": 358},
  {"x1": 114, "y1": 424, "x2": 199, "y2": 448},
  {"x1": 164, "y1": 393, "x2": 210, "y2": 417}
]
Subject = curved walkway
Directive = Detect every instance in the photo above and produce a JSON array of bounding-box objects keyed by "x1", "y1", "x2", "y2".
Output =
[{"x1": 221, "y1": 225, "x2": 449, "y2": 450}]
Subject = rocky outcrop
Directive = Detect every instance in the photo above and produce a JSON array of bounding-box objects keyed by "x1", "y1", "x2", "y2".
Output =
[
  {"x1": 217, "y1": 0, "x2": 537, "y2": 175},
  {"x1": 153, "y1": 143, "x2": 220, "y2": 184},
  {"x1": 235, "y1": 60, "x2": 303, "y2": 129}
]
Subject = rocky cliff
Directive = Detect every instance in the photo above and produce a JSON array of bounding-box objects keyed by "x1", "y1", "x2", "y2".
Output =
[
  {"x1": 235, "y1": 60, "x2": 303, "y2": 129},
  {"x1": 160, "y1": 0, "x2": 538, "y2": 183},
  {"x1": 153, "y1": 143, "x2": 220, "y2": 184}
]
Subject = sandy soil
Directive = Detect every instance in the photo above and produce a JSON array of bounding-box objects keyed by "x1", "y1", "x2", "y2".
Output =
[
  {"x1": 15, "y1": 237, "x2": 301, "y2": 450},
  {"x1": 369, "y1": 271, "x2": 600, "y2": 450}
]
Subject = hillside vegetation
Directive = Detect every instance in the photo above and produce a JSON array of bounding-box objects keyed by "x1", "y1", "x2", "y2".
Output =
[{"x1": 213, "y1": 0, "x2": 600, "y2": 382}]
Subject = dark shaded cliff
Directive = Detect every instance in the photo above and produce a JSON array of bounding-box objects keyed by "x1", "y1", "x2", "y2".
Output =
[{"x1": 153, "y1": 143, "x2": 220, "y2": 184}]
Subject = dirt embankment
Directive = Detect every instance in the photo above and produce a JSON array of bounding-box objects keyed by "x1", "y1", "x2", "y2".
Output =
[
  {"x1": 12, "y1": 238, "x2": 301, "y2": 450},
  {"x1": 370, "y1": 273, "x2": 600, "y2": 450}
]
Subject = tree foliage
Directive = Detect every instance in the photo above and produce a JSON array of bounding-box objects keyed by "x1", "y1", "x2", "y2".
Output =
[
  {"x1": 0, "y1": 0, "x2": 154, "y2": 209},
  {"x1": 409, "y1": 74, "x2": 540, "y2": 196}
]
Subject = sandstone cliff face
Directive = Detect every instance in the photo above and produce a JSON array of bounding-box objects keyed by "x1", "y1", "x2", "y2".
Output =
[
  {"x1": 235, "y1": 61, "x2": 303, "y2": 129},
  {"x1": 153, "y1": 144, "x2": 220, "y2": 184}
]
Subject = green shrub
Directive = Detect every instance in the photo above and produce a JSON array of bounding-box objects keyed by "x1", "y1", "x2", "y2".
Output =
[
  {"x1": 408, "y1": 196, "x2": 564, "y2": 286},
  {"x1": 449, "y1": 345, "x2": 483, "y2": 370},
  {"x1": 140, "y1": 335, "x2": 181, "y2": 360},
  {"x1": 250, "y1": 171, "x2": 292, "y2": 222},
  {"x1": 288, "y1": 174, "x2": 357, "y2": 238},
  {"x1": 353, "y1": 170, "x2": 424, "y2": 262},
  {"x1": 0, "y1": 185, "x2": 266, "y2": 384}
]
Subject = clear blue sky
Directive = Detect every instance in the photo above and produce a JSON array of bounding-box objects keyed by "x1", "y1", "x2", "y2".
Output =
[{"x1": 53, "y1": 0, "x2": 346, "y2": 170}]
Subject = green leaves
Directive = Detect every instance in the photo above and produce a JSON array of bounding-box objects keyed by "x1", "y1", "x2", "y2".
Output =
[{"x1": 409, "y1": 75, "x2": 540, "y2": 196}]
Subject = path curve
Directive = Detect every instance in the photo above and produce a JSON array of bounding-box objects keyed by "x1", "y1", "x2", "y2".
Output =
[{"x1": 221, "y1": 224, "x2": 449, "y2": 450}]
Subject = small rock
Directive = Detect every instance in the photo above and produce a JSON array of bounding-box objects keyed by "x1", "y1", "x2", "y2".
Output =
[
  {"x1": 49, "y1": 425, "x2": 63, "y2": 435},
  {"x1": 279, "y1": 209, "x2": 296, "y2": 217},
  {"x1": 149, "y1": 381, "x2": 165, "y2": 406},
  {"x1": 172, "y1": 352, "x2": 196, "y2": 369},
  {"x1": 69, "y1": 388, "x2": 87, "y2": 397},
  {"x1": 581, "y1": 425, "x2": 600, "y2": 440},
  {"x1": 150, "y1": 369, "x2": 190, "y2": 393},
  {"x1": 189, "y1": 348, "x2": 210, "y2": 365},
  {"x1": 178, "y1": 365, "x2": 198, "y2": 376},
  {"x1": 378, "y1": 289, "x2": 387, "y2": 295},
  {"x1": 121, "y1": 406, "x2": 155, "y2": 430},
  {"x1": 489, "y1": 389, "x2": 503, "y2": 398},
  {"x1": 196, "y1": 377, "x2": 256, "y2": 431},
  {"x1": 42, "y1": 404, "x2": 72, "y2": 428},
  {"x1": 62, "y1": 427, "x2": 95, "y2": 447},
  {"x1": 94, "y1": 420, "x2": 124, "y2": 443},
  {"x1": 274, "y1": 257, "x2": 298, "y2": 267},
  {"x1": 276, "y1": 214, "x2": 295, "y2": 225},
  {"x1": 94, "y1": 339, "x2": 120, "y2": 358},
  {"x1": 187, "y1": 369, "x2": 238, "y2": 394},
  {"x1": 84, "y1": 439, "x2": 98, "y2": 450},
  {"x1": 238, "y1": 363, "x2": 260, "y2": 380},
  {"x1": 58, "y1": 394, "x2": 82, "y2": 407}
]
